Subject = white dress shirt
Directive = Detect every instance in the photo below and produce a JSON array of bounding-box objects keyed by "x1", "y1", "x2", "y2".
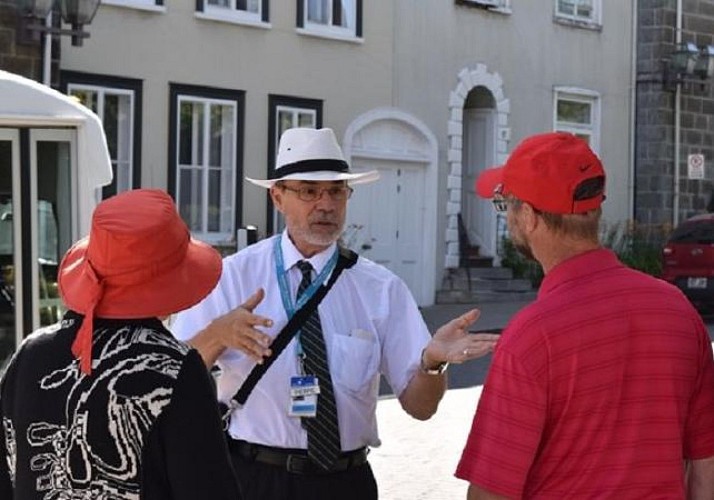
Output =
[{"x1": 172, "y1": 231, "x2": 430, "y2": 451}]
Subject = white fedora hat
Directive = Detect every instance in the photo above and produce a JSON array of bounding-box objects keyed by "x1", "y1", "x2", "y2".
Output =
[{"x1": 246, "y1": 127, "x2": 379, "y2": 188}]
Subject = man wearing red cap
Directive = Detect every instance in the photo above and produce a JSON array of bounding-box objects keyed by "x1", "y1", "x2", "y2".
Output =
[
  {"x1": 455, "y1": 132, "x2": 714, "y2": 498},
  {"x1": 0, "y1": 189, "x2": 241, "y2": 499}
]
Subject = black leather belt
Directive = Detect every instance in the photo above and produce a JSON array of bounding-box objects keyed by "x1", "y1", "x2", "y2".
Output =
[{"x1": 229, "y1": 439, "x2": 369, "y2": 475}]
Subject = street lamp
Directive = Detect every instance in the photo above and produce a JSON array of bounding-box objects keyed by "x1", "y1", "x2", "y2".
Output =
[{"x1": 16, "y1": 0, "x2": 101, "y2": 46}]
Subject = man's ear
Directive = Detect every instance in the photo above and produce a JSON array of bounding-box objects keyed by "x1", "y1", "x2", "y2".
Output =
[
  {"x1": 520, "y1": 202, "x2": 540, "y2": 233},
  {"x1": 270, "y1": 186, "x2": 284, "y2": 213}
]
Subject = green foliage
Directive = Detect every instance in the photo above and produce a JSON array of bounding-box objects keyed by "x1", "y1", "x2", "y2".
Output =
[
  {"x1": 601, "y1": 221, "x2": 669, "y2": 277},
  {"x1": 500, "y1": 238, "x2": 544, "y2": 288},
  {"x1": 499, "y1": 220, "x2": 671, "y2": 288}
]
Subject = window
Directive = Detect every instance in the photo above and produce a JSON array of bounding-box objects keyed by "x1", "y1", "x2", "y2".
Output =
[
  {"x1": 61, "y1": 72, "x2": 142, "y2": 200},
  {"x1": 266, "y1": 95, "x2": 322, "y2": 234},
  {"x1": 456, "y1": 0, "x2": 511, "y2": 10},
  {"x1": 169, "y1": 84, "x2": 244, "y2": 244},
  {"x1": 297, "y1": 0, "x2": 362, "y2": 40},
  {"x1": 555, "y1": 0, "x2": 601, "y2": 25},
  {"x1": 101, "y1": 0, "x2": 165, "y2": 11},
  {"x1": 553, "y1": 87, "x2": 600, "y2": 151},
  {"x1": 197, "y1": 0, "x2": 269, "y2": 25}
]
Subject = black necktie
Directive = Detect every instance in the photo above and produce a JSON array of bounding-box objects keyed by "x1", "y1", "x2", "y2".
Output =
[{"x1": 296, "y1": 260, "x2": 342, "y2": 470}]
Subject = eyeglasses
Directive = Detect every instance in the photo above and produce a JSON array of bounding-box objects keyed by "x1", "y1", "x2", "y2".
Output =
[
  {"x1": 280, "y1": 184, "x2": 354, "y2": 202},
  {"x1": 492, "y1": 184, "x2": 509, "y2": 213}
]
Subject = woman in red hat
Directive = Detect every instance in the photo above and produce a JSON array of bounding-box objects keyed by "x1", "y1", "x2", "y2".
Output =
[{"x1": 0, "y1": 189, "x2": 242, "y2": 499}]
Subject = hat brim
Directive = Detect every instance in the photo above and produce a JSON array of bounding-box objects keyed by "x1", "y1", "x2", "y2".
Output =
[
  {"x1": 58, "y1": 236, "x2": 222, "y2": 319},
  {"x1": 246, "y1": 169, "x2": 380, "y2": 188},
  {"x1": 475, "y1": 167, "x2": 505, "y2": 199}
]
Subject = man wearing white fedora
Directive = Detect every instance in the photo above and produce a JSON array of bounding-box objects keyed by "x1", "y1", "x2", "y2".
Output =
[{"x1": 173, "y1": 127, "x2": 499, "y2": 499}]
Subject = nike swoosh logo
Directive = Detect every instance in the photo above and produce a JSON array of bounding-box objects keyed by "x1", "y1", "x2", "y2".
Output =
[{"x1": 578, "y1": 164, "x2": 592, "y2": 172}]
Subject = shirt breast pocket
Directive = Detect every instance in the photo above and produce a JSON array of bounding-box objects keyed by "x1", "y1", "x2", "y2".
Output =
[{"x1": 330, "y1": 329, "x2": 380, "y2": 393}]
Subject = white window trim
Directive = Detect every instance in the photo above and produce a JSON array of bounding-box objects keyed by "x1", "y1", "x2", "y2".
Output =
[
  {"x1": 101, "y1": 0, "x2": 166, "y2": 13},
  {"x1": 299, "y1": 0, "x2": 362, "y2": 42},
  {"x1": 67, "y1": 83, "x2": 135, "y2": 193},
  {"x1": 176, "y1": 95, "x2": 238, "y2": 245},
  {"x1": 554, "y1": 0, "x2": 601, "y2": 26},
  {"x1": 272, "y1": 106, "x2": 317, "y2": 232},
  {"x1": 196, "y1": 2, "x2": 270, "y2": 28},
  {"x1": 553, "y1": 86, "x2": 601, "y2": 153}
]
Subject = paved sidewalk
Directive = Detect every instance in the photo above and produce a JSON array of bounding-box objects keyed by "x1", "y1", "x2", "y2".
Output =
[{"x1": 371, "y1": 386, "x2": 482, "y2": 500}]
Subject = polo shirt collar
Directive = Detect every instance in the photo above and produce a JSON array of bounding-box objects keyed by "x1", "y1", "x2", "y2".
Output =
[
  {"x1": 538, "y1": 248, "x2": 621, "y2": 298},
  {"x1": 280, "y1": 229, "x2": 338, "y2": 274}
]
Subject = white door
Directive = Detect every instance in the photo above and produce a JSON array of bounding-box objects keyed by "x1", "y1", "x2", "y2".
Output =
[
  {"x1": 462, "y1": 109, "x2": 496, "y2": 258},
  {"x1": 346, "y1": 159, "x2": 427, "y2": 304}
]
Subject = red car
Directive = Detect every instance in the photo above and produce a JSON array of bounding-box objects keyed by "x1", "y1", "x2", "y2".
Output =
[{"x1": 661, "y1": 213, "x2": 714, "y2": 312}]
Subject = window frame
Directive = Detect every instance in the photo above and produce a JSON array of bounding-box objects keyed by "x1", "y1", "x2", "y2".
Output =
[
  {"x1": 266, "y1": 94, "x2": 323, "y2": 235},
  {"x1": 455, "y1": 0, "x2": 511, "y2": 12},
  {"x1": 168, "y1": 84, "x2": 245, "y2": 245},
  {"x1": 60, "y1": 71, "x2": 143, "y2": 200},
  {"x1": 553, "y1": 86, "x2": 601, "y2": 153},
  {"x1": 554, "y1": 0, "x2": 601, "y2": 27},
  {"x1": 296, "y1": 0, "x2": 363, "y2": 42},
  {"x1": 101, "y1": 0, "x2": 165, "y2": 12},
  {"x1": 196, "y1": 0, "x2": 270, "y2": 27}
]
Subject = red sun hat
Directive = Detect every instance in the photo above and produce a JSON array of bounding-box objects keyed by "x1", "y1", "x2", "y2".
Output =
[
  {"x1": 59, "y1": 189, "x2": 222, "y2": 374},
  {"x1": 475, "y1": 132, "x2": 606, "y2": 214}
]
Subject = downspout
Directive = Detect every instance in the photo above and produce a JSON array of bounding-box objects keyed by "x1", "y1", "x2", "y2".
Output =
[
  {"x1": 42, "y1": 13, "x2": 52, "y2": 86},
  {"x1": 628, "y1": 0, "x2": 637, "y2": 222},
  {"x1": 673, "y1": 0, "x2": 682, "y2": 226}
]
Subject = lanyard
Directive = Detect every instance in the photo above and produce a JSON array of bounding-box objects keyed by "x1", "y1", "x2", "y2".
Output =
[{"x1": 274, "y1": 234, "x2": 338, "y2": 319}]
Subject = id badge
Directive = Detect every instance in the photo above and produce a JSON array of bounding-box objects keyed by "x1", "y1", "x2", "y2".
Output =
[{"x1": 289, "y1": 375, "x2": 320, "y2": 418}]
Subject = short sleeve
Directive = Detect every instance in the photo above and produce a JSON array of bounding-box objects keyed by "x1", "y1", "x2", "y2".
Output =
[
  {"x1": 455, "y1": 347, "x2": 546, "y2": 498},
  {"x1": 683, "y1": 322, "x2": 714, "y2": 459}
]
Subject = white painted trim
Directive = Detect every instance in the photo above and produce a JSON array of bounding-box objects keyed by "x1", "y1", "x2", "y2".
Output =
[
  {"x1": 343, "y1": 108, "x2": 439, "y2": 306},
  {"x1": 102, "y1": 0, "x2": 166, "y2": 13},
  {"x1": 445, "y1": 65, "x2": 510, "y2": 270}
]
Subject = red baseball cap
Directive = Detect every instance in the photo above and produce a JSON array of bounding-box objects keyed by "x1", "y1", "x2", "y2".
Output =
[{"x1": 475, "y1": 132, "x2": 606, "y2": 214}]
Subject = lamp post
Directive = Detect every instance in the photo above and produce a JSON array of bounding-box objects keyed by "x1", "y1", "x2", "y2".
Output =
[{"x1": 16, "y1": 0, "x2": 101, "y2": 47}]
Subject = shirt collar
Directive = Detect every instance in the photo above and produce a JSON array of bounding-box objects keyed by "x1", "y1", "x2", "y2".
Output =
[
  {"x1": 280, "y1": 229, "x2": 338, "y2": 274},
  {"x1": 538, "y1": 248, "x2": 621, "y2": 298}
]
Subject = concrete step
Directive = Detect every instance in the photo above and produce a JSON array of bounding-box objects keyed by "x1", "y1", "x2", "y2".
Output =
[
  {"x1": 437, "y1": 267, "x2": 537, "y2": 304},
  {"x1": 436, "y1": 289, "x2": 538, "y2": 304}
]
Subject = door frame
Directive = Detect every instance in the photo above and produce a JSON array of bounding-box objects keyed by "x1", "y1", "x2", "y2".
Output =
[
  {"x1": 28, "y1": 128, "x2": 79, "y2": 331},
  {"x1": 462, "y1": 108, "x2": 498, "y2": 260},
  {"x1": 0, "y1": 128, "x2": 23, "y2": 349}
]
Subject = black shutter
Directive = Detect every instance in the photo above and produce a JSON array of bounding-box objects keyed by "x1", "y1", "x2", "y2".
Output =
[
  {"x1": 262, "y1": 0, "x2": 269, "y2": 22},
  {"x1": 196, "y1": 0, "x2": 204, "y2": 12},
  {"x1": 296, "y1": 0, "x2": 304, "y2": 28},
  {"x1": 156, "y1": 0, "x2": 164, "y2": 5},
  {"x1": 356, "y1": 0, "x2": 362, "y2": 37}
]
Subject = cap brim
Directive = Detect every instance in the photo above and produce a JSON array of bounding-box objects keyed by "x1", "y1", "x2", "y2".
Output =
[
  {"x1": 59, "y1": 236, "x2": 222, "y2": 319},
  {"x1": 247, "y1": 169, "x2": 380, "y2": 188},
  {"x1": 475, "y1": 167, "x2": 505, "y2": 199}
]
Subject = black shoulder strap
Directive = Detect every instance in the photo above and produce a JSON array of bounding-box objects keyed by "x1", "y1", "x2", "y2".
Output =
[{"x1": 221, "y1": 247, "x2": 358, "y2": 423}]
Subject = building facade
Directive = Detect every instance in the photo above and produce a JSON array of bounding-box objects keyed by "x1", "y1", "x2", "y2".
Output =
[
  {"x1": 636, "y1": 0, "x2": 714, "y2": 229},
  {"x1": 2, "y1": 0, "x2": 638, "y2": 311}
]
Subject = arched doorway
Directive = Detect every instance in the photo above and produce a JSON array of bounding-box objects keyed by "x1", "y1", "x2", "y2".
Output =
[
  {"x1": 445, "y1": 65, "x2": 511, "y2": 270},
  {"x1": 343, "y1": 109, "x2": 438, "y2": 306}
]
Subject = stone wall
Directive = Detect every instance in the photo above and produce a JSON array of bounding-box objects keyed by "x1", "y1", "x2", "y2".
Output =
[
  {"x1": 636, "y1": 0, "x2": 714, "y2": 226},
  {"x1": 0, "y1": 0, "x2": 59, "y2": 85}
]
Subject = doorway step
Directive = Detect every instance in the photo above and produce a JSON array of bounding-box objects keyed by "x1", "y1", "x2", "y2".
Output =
[{"x1": 436, "y1": 266, "x2": 537, "y2": 304}]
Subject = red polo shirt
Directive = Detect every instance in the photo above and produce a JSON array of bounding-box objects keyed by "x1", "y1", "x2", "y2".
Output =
[{"x1": 455, "y1": 248, "x2": 714, "y2": 498}]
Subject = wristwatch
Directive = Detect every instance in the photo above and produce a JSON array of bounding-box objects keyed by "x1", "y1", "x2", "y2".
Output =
[{"x1": 419, "y1": 348, "x2": 448, "y2": 375}]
